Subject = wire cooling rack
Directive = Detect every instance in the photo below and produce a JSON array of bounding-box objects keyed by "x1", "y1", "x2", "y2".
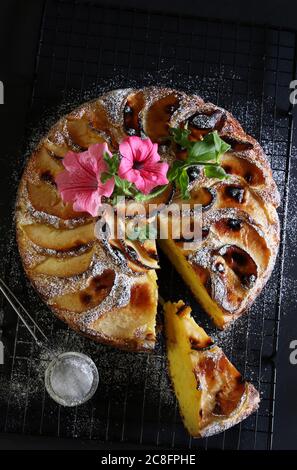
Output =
[{"x1": 0, "y1": 0, "x2": 296, "y2": 450}]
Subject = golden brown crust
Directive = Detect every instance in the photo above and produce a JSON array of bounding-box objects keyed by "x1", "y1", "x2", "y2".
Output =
[{"x1": 16, "y1": 87, "x2": 280, "y2": 346}]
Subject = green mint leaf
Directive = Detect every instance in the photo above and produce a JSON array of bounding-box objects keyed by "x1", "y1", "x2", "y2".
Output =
[
  {"x1": 167, "y1": 160, "x2": 186, "y2": 182},
  {"x1": 188, "y1": 140, "x2": 217, "y2": 162},
  {"x1": 100, "y1": 172, "x2": 112, "y2": 183},
  {"x1": 204, "y1": 164, "x2": 229, "y2": 180},
  {"x1": 188, "y1": 131, "x2": 231, "y2": 164},
  {"x1": 103, "y1": 152, "x2": 120, "y2": 175},
  {"x1": 177, "y1": 168, "x2": 190, "y2": 199},
  {"x1": 211, "y1": 131, "x2": 230, "y2": 155},
  {"x1": 169, "y1": 126, "x2": 191, "y2": 149},
  {"x1": 114, "y1": 175, "x2": 134, "y2": 196}
]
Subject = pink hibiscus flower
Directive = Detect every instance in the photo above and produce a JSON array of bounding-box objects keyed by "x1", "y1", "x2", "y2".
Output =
[
  {"x1": 55, "y1": 143, "x2": 115, "y2": 217},
  {"x1": 118, "y1": 136, "x2": 169, "y2": 194}
]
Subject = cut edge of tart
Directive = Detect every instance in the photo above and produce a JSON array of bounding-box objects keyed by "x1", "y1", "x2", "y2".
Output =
[
  {"x1": 163, "y1": 300, "x2": 260, "y2": 437},
  {"x1": 159, "y1": 238, "x2": 226, "y2": 328}
]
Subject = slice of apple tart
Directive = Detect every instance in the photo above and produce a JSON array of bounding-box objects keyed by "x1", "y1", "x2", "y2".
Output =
[{"x1": 163, "y1": 300, "x2": 260, "y2": 437}]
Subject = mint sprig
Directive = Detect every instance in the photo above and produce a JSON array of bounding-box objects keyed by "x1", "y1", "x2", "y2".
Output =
[
  {"x1": 101, "y1": 152, "x2": 120, "y2": 183},
  {"x1": 101, "y1": 152, "x2": 136, "y2": 201},
  {"x1": 169, "y1": 125, "x2": 191, "y2": 149},
  {"x1": 168, "y1": 128, "x2": 230, "y2": 198}
]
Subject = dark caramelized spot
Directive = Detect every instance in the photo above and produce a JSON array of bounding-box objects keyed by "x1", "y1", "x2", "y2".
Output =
[
  {"x1": 225, "y1": 185, "x2": 245, "y2": 203},
  {"x1": 217, "y1": 245, "x2": 257, "y2": 287},
  {"x1": 190, "y1": 187, "x2": 216, "y2": 211},
  {"x1": 124, "y1": 105, "x2": 132, "y2": 114},
  {"x1": 221, "y1": 136, "x2": 254, "y2": 152},
  {"x1": 189, "y1": 110, "x2": 225, "y2": 130},
  {"x1": 202, "y1": 227, "x2": 210, "y2": 239},
  {"x1": 131, "y1": 283, "x2": 153, "y2": 309},
  {"x1": 79, "y1": 269, "x2": 115, "y2": 307},
  {"x1": 241, "y1": 273, "x2": 257, "y2": 289},
  {"x1": 90, "y1": 270, "x2": 115, "y2": 291},
  {"x1": 227, "y1": 218, "x2": 242, "y2": 231},
  {"x1": 175, "y1": 146, "x2": 188, "y2": 161},
  {"x1": 119, "y1": 241, "x2": 148, "y2": 269},
  {"x1": 223, "y1": 164, "x2": 232, "y2": 174},
  {"x1": 190, "y1": 336, "x2": 214, "y2": 351},
  {"x1": 197, "y1": 355, "x2": 246, "y2": 417},
  {"x1": 176, "y1": 304, "x2": 191, "y2": 317},
  {"x1": 214, "y1": 262, "x2": 225, "y2": 273},
  {"x1": 40, "y1": 171, "x2": 56, "y2": 185},
  {"x1": 165, "y1": 104, "x2": 178, "y2": 114},
  {"x1": 80, "y1": 293, "x2": 92, "y2": 305},
  {"x1": 145, "y1": 93, "x2": 181, "y2": 142},
  {"x1": 124, "y1": 91, "x2": 145, "y2": 136},
  {"x1": 213, "y1": 402, "x2": 223, "y2": 415},
  {"x1": 245, "y1": 173, "x2": 253, "y2": 183},
  {"x1": 187, "y1": 166, "x2": 201, "y2": 183},
  {"x1": 145, "y1": 332, "x2": 155, "y2": 341},
  {"x1": 188, "y1": 110, "x2": 226, "y2": 140}
]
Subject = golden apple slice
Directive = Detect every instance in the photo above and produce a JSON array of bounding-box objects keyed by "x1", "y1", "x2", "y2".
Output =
[
  {"x1": 33, "y1": 248, "x2": 94, "y2": 277},
  {"x1": 27, "y1": 181, "x2": 85, "y2": 220},
  {"x1": 66, "y1": 117, "x2": 105, "y2": 149},
  {"x1": 52, "y1": 269, "x2": 115, "y2": 312},
  {"x1": 22, "y1": 222, "x2": 95, "y2": 251},
  {"x1": 44, "y1": 122, "x2": 70, "y2": 157},
  {"x1": 36, "y1": 146, "x2": 63, "y2": 176}
]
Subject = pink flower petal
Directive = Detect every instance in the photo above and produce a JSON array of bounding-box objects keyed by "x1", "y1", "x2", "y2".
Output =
[
  {"x1": 73, "y1": 190, "x2": 102, "y2": 217},
  {"x1": 62, "y1": 151, "x2": 83, "y2": 172},
  {"x1": 98, "y1": 176, "x2": 115, "y2": 198},
  {"x1": 55, "y1": 143, "x2": 115, "y2": 216},
  {"x1": 88, "y1": 142, "x2": 112, "y2": 175},
  {"x1": 118, "y1": 136, "x2": 169, "y2": 194},
  {"x1": 118, "y1": 156, "x2": 133, "y2": 179}
]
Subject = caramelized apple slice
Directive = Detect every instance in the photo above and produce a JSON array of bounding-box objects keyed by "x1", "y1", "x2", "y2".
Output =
[
  {"x1": 144, "y1": 93, "x2": 181, "y2": 142},
  {"x1": 27, "y1": 181, "x2": 85, "y2": 220},
  {"x1": 221, "y1": 153, "x2": 265, "y2": 185},
  {"x1": 187, "y1": 110, "x2": 226, "y2": 140},
  {"x1": 36, "y1": 146, "x2": 63, "y2": 176},
  {"x1": 52, "y1": 269, "x2": 115, "y2": 312},
  {"x1": 108, "y1": 238, "x2": 149, "y2": 273},
  {"x1": 119, "y1": 238, "x2": 159, "y2": 270},
  {"x1": 22, "y1": 222, "x2": 95, "y2": 251},
  {"x1": 33, "y1": 248, "x2": 94, "y2": 277},
  {"x1": 124, "y1": 91, "x2": 145, "y2": 135},
  {"x1": 44, "y1": 134, "x2": 70, "y2": 157},
  {"x1": 213, "y1": 218, "x2": 270, "y2": 271},
  {"x1": 188, "y1": 186, "x2": 216, "y2": 211},
  {"x1": 66, "y1": 117, "x2": 106, "y2": 149}
]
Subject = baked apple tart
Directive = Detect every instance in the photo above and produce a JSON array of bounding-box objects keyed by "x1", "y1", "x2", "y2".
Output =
[
  {"x1": 16, "y1": 87, "x2": 280, "y2": 350},
  {"x1": 164, "y1": 300, "x2": 260, "y2": 437}
]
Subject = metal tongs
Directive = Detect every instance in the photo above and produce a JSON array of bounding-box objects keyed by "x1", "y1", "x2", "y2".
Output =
[{"x1": 0, "y1": 277, "x2": 49, "y2": 347}]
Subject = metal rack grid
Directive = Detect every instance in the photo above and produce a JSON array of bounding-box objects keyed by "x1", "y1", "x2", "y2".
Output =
[{"x1": 0, "y1": 0, "x2": 296, "y2": 450}]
